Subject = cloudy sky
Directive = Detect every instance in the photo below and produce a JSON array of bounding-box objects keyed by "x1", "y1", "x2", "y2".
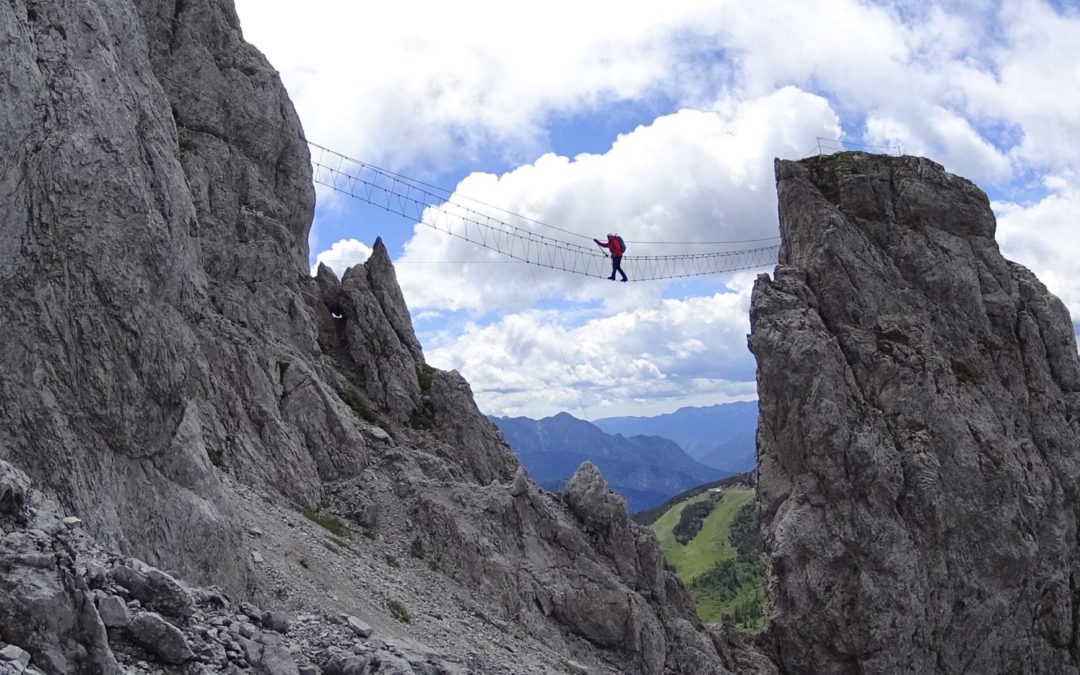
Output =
[{"x1": 234, "y1": 0, "x2": 1080, "y2": 420}]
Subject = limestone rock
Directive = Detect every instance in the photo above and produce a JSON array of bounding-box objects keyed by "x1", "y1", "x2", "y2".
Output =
[
  {"x1": 0, "y1": 0, "x2": 258, "y2": 590},
  {"x1": 0, "y1": 645, "x2": 31, "y2": 670},
  {"x1": 0, "y1": 462, "x2": 30, "y2": 526},
  {"x1": 409, "y1": 461, "x2": 735, "y2": 675},
  {"x1": 108, "y1": 563, "x2": 194, "y2": 618},
  {"x1": 95, "y1": 594, "x2": 131, "y2": 628},
  {"x1": 0, "y1": 530, "x2": 120, "y2": 674},
  {"x1": 564, "y1": 660, "x2": 590, "y2": 675},
  {"x1": 239, "y1": 637, "x2": 299, "y2": 675},
  {"x1": 261, "y1": 610, "x2": 291, "y2": 634},
  {"x1": 750, "y1": 152, "x2": 1080, "y2": 674},
  {"x1": 315, "y1": 244, "x2": 425, "y2": 424},
  {"x1": 345, "y1": 617, "x2": 372, "y2": 639},
  {"x1": 320, "y1": 650, "x2": 371, "y2": 675},
  {"x1": 126, "y1": 612, "x2": 195, "y2": 664},
  {"x1": 426, "y1": 368, "x2": 519, "y2": 485}
]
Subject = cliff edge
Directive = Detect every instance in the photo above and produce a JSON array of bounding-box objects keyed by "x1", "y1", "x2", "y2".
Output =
[{"x1": 750, "y1": 152, "x2": 1080, "y2": 674}]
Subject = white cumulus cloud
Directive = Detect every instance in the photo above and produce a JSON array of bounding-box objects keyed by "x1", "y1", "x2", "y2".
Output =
[
  {"x1": 995, "y1": 186, "x2": 1080, "y2": 319},
  {"x1": 310, "y1": 238, "x2": 373, "y2": 278},
  {"x1": 426, "y1": 273, "x2": 760, "y2": 418},
  {"x1": 236, "y1": 0, "x2": 736, "y2": 170}
]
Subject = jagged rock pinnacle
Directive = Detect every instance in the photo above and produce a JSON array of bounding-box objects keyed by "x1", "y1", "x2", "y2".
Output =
[{"x1": 751, "y1": 152, "x2": 1080, "y2": 674}]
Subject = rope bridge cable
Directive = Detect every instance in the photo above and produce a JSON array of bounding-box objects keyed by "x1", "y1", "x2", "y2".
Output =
[
  {"x1": 308, "y1": 142, "x2": 780, "y2": 282},
  {"x1": 816, "y1": 137, "x2": 902, "y2": 156}
]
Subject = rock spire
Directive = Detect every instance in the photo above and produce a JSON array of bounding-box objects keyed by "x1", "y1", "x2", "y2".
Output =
[{"x1": 750, "y1": 152, "x2": 1080, "y2": 674}]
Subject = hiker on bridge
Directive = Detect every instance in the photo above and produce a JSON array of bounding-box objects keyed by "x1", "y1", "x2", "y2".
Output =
[{"x1": 594, "y1": 233, "x2": 628, "y2": 282}]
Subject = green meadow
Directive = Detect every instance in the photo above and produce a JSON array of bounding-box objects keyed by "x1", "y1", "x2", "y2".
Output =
[{"x1": 649, "y1": 487, "x2": 766, "y2": 628}]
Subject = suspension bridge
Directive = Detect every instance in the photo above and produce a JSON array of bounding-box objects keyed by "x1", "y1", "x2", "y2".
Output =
[{"x1": 308, "y1": 142, "x2": 782, "y2": 282}]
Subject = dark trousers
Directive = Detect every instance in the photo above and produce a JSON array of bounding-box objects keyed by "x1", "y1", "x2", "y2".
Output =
[{"x1": 610, "y1": 256, "x2": 627, "y2": 281}]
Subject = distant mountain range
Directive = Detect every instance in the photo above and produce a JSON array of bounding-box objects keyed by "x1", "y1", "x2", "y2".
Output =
[
  {"x1": 490, "y1": 412, "x2": 726, "y2": 513},
  {"x1": 593, "y1": 401, "x2": 758, "y2": 473}
]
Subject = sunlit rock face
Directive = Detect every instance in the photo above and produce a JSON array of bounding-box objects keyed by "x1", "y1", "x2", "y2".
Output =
[{"x1": 751, "y1": 152, "x2": 1080, "y2": 675}]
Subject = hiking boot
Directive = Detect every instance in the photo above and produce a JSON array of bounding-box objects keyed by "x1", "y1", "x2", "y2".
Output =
[{"x1": 608, "y1": 275, "x2": 615, "y2": 280}]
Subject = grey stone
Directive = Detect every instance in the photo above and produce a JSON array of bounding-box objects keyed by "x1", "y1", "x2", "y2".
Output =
[
  {"x1": 0, "y1": 0, "x2": 273, "y2": 593},
  {"x1": 564, "y1": 659, "x2": 590, "y2": 675},
  {"x1": 239, "y1": 622, "x2": 257, "y2": 639},
  {"x1": 197, "y1": 588, "x2": 231, "y2": 610},
  {"x1": 345, "y1": 617, "x2": 372, "y2": 639},
  {"x1": 108, "y1": 564, "x2": 194, "y2": 618},
  {"x1": 83, "y1": 562, "x2": 108, "y2": 590},
  {"x1": 297, "y1": 665, "x2": 320, "y2": 675},
  {"x1": 0, "y1": 646, "x2": 30, "y2": 669},
  {"x1": 0, "y1": 529, "x2": 120, "y2": 674},
  {"x1": 96, "y1": 594, "x2": 131, "y2": 628},
  {"x1": 126, "y1": 612, "x2": 194, "y2": 664},
  {"x1": 320, "y1": 652, "x2": 370, "y2": 675},
  {"x1": 251, "y1": 550, "x2": 265, "y2": 564},
  {"x1": 261, "y1": 611, "x2": 291, "y2": 634},
  {"x1": 0, "y1": 462, "x2": 31, "y2": 523},
  {"x1": 240, "y1": 638, "x2": 299, "y2": 675},
  {"x1": 750, "y1": 153, "x2": 1080, "y2": 675}
]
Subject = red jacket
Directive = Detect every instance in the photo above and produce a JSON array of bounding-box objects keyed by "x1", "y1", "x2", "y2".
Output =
[{"x1": 596, "y1": 234, "x2": 623, "y2": 257}]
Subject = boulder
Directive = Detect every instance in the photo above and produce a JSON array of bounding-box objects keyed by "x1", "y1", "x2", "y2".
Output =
[
  {"x1": 0, "y1": 645, "x2": 31, "y2": 670},
  {"x1": 126, "y1": 612, "x2": 194, "y2": 665},
  {"x1": 95, "y1": 594, "x2": 131, "y2": 628},
  {"x1": 108, "y1": 563, "x2": 194, "y2": 618},
  {"x1": 240, "y1": 637, "x2": 300, "y2": 675},
  {"x1": 345, "y1": 617, "x2": 373, "y2": 639},
  {"x1": 261, "y1": 611, "x2": 291, "y2": 634}
]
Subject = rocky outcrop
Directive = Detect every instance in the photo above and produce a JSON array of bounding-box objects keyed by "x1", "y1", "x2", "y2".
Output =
[
  {"x1": 314, "y1": 244, "x2": 426, "y2": 426},
  {"x1": 0, "y1": 466, "x2": 118, "y2": 675},
  {"x1": 750, "y1": 153, "x2": 1080, "y2": 674},
  {"x1": 0, "y1": 0, "x2": 324, "y2": 590},
  {"x1": 410, "y1": 462, "x2": 737, "y2": 675}
]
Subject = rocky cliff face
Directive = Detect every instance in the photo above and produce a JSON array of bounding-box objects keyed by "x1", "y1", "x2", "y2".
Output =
[
  {"x1": 0, "y1": 0, "x2": 321, "y2": 590},
  {"x1": 0, "y1": 1, "x2": 749, "y2": 673},
  {"x1": 750, "y1": 153, "x2": 1080, "y2": 674}
]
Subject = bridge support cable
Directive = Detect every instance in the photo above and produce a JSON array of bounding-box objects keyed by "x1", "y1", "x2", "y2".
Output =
[{"x1": 309, "y1": 142, "x2": 779, "y2": 281}]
